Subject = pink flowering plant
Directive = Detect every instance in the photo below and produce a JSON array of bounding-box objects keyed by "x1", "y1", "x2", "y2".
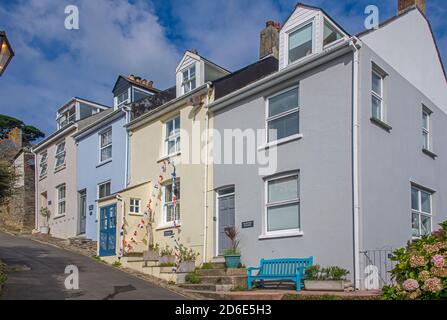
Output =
[{"x1": 382, "y1": 221, "x2": 447, "y2": 300}]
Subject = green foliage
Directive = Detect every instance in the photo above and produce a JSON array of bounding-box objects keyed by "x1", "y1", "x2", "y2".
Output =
[
  {"x1": 149, "y1": 243, "x2": 159, "y2": 252},
  {"x1": 177, "y1": 244, "x2": 199, "y2": 262},
  {"x1": 159, "y1": 262, "x2": 174, "y2": 267},
  {"x1": 305, "y1": 265, "x2": 350, "y2": 281},
  {"x1": 0, "y1": 261, "x2": 7, "y2": 285},
  {"x1": 185, "y1": 271, "x2": 201, "y2": 284},
  {"x1": 223, "y1": 248, "x2": 240, "y2": 256},
  {"x1": 201, "y1": 263, "x2": 214, "y2": 270},
  {"x1": 0, "y1": 161, "x2": 18, "y2": 203},
  {"x1": 0, "y1": 114, "x2": 45, "y2": 143},
  {"x1": 382, "y1": 221, "x2": 447, "y2": 300},
  {"x1": 112, "y1": 261, "x2": 122, "y2": 267},
  {"x1": 224, "y1": 227, "x2": 240, "y2": 255}
]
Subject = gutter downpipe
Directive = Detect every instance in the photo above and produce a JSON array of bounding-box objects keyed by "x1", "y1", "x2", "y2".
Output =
[
  {"x1": 349, "y1": 37, "x2": 362, "y2": 290},
  {"x1": 203, "y1": 85, "x2": 211, "y2": 264},
  {"x1": 123, "y1": 106, "x2": 131, "y2": 188},
  {"x1": 116, "y1": 194, "x2": 125, "y2": 258},
  {"x1": 33, "y1": 151, "x2": 39, "y2": 231}
]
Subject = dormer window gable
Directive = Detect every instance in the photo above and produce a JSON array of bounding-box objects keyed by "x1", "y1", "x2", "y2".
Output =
[
  {"x1": 56, "y1": 98, "x2": 108, "y2": 130},
  {"x1": 112, "y1": 75, "x2": 158, "y2": 108},
  {"x1": 176, "y1": 50, "x2": 229, "y2": 98},
  {"x1": 279, "y1": 4, "x2": 348, "y2": 70}
]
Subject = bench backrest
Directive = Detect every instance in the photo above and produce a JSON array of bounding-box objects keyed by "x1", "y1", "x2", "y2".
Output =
[{"x1": 258, "y1": 257, "x2": 313, "y2": 277}]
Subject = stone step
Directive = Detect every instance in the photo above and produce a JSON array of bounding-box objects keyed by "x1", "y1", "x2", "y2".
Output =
[
  {"x1": 200, "y1": 275, "x2": 247, "y2": 285},
  {"x1": 197, "y1": 268, "x2": 247, "y2": 277},
  {"x1": 179, "y1": 283, "x2": 233, "y2": 292},
  {"x1": 183, "y1": 290, "x2": 285, "y2": 300}
]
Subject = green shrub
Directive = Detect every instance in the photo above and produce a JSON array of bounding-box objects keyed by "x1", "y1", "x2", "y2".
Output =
[
  {"x1": 159, "y1": 262, "x2": 174, "y2": 267},
  {"x1": 305, "y1": 265, "x2": 349, "y2": 281},
  {"x1": 382, "y1": 221, "x2": 447, "y2": 300},
  {"x1": 160, "y1": 245, "x2": 174, "y2": 257},
  {"x1": 185, "y1": 271, "x2": 201, "y2": 284},
  {"x1": 112, "y1": 261, "x2": 122, "y2": 268},
  {"x1": 201, "y1": 263, "x2": 213, "y2": 270}
]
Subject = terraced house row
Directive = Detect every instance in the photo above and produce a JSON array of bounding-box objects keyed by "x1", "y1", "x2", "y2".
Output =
[{"x1": 31, "y1": 1, "x2": 447, "y2": 289}]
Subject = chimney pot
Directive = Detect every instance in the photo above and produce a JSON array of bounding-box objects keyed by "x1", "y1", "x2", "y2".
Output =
[
  {"x1": 398, "y1": 0, "x2": 426, "y2": 15},
  {"x1": 259, "y1": 20, "x2": 280, "y2": 60}
]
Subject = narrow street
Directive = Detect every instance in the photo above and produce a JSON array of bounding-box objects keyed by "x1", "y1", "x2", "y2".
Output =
[{"x1": 0, "y1": 231, "x2": 185, "y2": 300}]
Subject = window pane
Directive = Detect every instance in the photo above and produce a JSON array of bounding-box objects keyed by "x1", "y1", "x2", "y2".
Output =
[
  {"x1": 268, "y1": 176, "x2": 298, "y2": 203},
  {"x1": 101, "y1": 145, "x2": 112, "y2": 162},
  {"x1": 174, "y1": 116, "x2": 180, "y2": 131},
  {"x1": 56, "y1": 142, "x2": 65, "y2": 154},
  {"x1": 268, "y1": 111, "x2": 299, "y2": 141},
  {"x1": 411, "y1": 188, "x2": 419, "y2": 211},
  {"x1": 269, "y1": 89, "x2": 299, "y2": 117},
  {"x1": 289, "y1": 24, "x2": 313, "y2": 63},
  {"x1": 190, "y1": 66, "x2": 196, "y2": 77},
  {"x1": 421, "y1": 191, "x2": 431, "y2": 213},
  {"x1": 166, "y1": 120, "x2": 174, "y2": 138},
  {"x1": 267, "y1": 203, "x2": 299, "y2": 232},
  {"x1": 101, "y1": 130, "x2": 112, "y2": 147},
  {"x1": 323, "y1": 20, "x2": 342, "y2": 47},
  {"x1": 422, "y1": 112, "x2": 429, "y2": 130},
  {"x1": 423, "y1": 131, "x2": 429, "y2": 149},
  {"x1": 412, "y1": 213, "x2": 420, "y2": 237},
  {"x1": 371, "y1": 95, "x2": 382, "y2": 120},
  {"x1": 372, "y1": 72, "x2": 382, "y2": 96},
  {"x1": 421, "y1": 215, "x2": 431, "y2": 235}
]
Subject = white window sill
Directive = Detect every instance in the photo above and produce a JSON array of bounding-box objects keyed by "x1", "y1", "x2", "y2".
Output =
[
  {"x1": 97, "y1": 159, "x2": 112, "y2": 168},
  {"x1": 54, "y1": 164, "x2": 66, "y2": 173},
  {"x1": 128, "y1": 212, "x2": 143, "y2": 217},
  {"x1": 258, "y1": 230, "x2": 303, "y2": 240},
  {"x1": 156, "y1": 222, "x2": 181, "y2": 231},
  {"x1": 157, "y1": 152, "x2": 181, "y2": 163},
  {"x1": 258, "y1": 134, "x2": 303, "y2": 151}
]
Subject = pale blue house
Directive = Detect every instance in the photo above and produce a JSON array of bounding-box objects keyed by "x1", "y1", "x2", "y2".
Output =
[{"x1": 74, "y1": 75, "x2": 159, "y2": 241}]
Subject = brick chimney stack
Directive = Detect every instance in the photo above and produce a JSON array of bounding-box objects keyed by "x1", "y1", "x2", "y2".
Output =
[
  {"x1": 398, "y1": 0, "x2": 426, "y2": 15},
  {"x1": 260, "y1": 20, "x2": 280, "y2": 60},
  {"x1": 7, "y1": 127, "x2": 22, "y2": 149}
]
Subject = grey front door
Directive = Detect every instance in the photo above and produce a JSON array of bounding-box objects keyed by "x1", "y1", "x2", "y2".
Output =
[
  {"x1": 218, "y1": 188, "x2": 235, "y2": 255},
  {"x1": 78, "y1": 190, "x2": 87, "y2": 235}
]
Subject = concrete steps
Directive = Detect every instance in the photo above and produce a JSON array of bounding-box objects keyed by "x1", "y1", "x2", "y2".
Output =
[{"x1": 179, "y1": 283, "x2": 234, "y2": 292}]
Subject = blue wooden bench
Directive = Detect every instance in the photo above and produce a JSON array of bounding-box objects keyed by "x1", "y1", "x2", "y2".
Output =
[{"x1": 247, "y1": 257, "x2": 313, "y2": 291}]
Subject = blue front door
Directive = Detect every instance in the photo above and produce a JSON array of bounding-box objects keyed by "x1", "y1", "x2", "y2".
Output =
[{"x1": 99, "y1": 204, "x2": 117, "y2": 256}]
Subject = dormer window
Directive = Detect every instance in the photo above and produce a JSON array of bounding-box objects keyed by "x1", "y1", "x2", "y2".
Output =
[
  {"x1": 182, "y1": 65, "x2": 196, "y2": 94},
  {"x1": 323, "y1": 19, "x2": 343, "y2": 47},
  {"x1": 57, "y1": 105, "x2": 76, "y2": 129},
  {"x1": 288, "y1": 23, "x2": 313, "y2": 64}
]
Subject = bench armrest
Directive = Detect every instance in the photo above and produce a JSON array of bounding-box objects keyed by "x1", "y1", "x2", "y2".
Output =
[{"x1": 247, "y1": 267, "x2": 260, "y2": 276}]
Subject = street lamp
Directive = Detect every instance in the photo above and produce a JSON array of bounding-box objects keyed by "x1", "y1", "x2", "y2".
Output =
[{"x1": 0, "y1": 31, "x2": 14, "y2": 76}]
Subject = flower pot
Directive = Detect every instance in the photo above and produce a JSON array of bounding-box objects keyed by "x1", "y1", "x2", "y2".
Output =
[
  {"x1": 159, "y1": 255, "x2": 176, "y2": 265},
  {"x1": 143, "y1": 250, "x2": 160, "y2": 261},
  {"x1": 177, "y1": 261, "x2": 195, "y2": 273},
  {"x1": 224, "y1": 254, "x2": 241, "y2": 269},
  {"x1": 304, "y1": 280, "x2": 346, "y2": 291},
  {"x1": 40, "y1": 226, "x2": 49, "y2": 234}
]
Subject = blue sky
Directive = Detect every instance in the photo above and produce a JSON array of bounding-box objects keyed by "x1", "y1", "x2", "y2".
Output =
[{"x1": 0, "y1": 0, "x2": 446, "y2": 136}]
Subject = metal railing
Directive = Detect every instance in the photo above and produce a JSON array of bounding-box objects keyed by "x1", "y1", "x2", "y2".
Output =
[{"x1": 360, "y1": 249, "x2": 397, "y2": 289}]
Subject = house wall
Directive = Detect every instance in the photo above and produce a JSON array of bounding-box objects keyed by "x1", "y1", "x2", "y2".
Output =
[
  {"x1": 212, "y1": 53, "x2": 355, "y2": 274},
  {"x1": 76, "y1": 113, "x2": 127, "y2": 240},
  {"x1": 358, "y1": 45, "x2": 447, "y2": 253},
  {"x1": 36, "y1": 128, "x2": 78, "y2": 239},
  {"x1": 125, "y1": 97, "x2": 213, "y2": 262}
]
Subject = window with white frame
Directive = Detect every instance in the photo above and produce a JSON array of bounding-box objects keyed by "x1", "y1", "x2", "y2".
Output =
[
  {"x1": 182, "y1": 65, "x2": 196, "y2": 94},
  {"x1": 164, "y1": 115, "x2": 180, "y2": 156},
  {"x1": 371, "y1": 68, "x2": 384, "y2": 121},
  {"x1": 422, "y1": 107, "x2": 431, "y2": 150},
  {"x1": 56, "y1": 184, "x2": 66, "y2": 216},
  {"x1": 55, "y1": 141, "x2": 66, "y2": 169},
  {"x1": 411, "y1": 186, "x2": 433, "y2": 238},
  {"x1": 288, "y1": 23, "x2": 313, "y2": 64},
  {"x1": 39, "y1": 152, "x2": 48, "y2": 177},
  {"x1": 163, "y1": 182, "x2": 180, "y2": 224},
  {"x1": 98, "y1": 181, "x2": 111, "y2": 199},
  {"x1": 129, "y1": 198, "x2": 141, "y2": 215},
  {"x1": 100, "y1": 128, "x2": 112, "y2": 163},
  {"x1": 323, "y1": 19, "x2": 343, "y2": 47},
  {"x1": 267, "y1": 87, "x2": 300, "y2": 142},
  {"x1": 266, "y1": 174, "x2": 300, "y2": 233},
  {"x1": 117, "y1": 90, "x2": 129, "y2": 106}
]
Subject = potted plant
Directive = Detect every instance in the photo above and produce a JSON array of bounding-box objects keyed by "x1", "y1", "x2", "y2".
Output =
[
  {"x1": 304, "y1": 265, "x2": 350, "y2": 291},
  {"x1": 39, "y1": 207, "x2": 50, "y2": 234},
  {"x1": 223, "y1": 227, "x2": 241, "y2": 269},
  {"x1": 177, "y1": 244, "x2": 198, "y2": 273},
  {"x1": 143, "y1": 243, "x2": 160, "y2": 261},
  {"x1": 159, "y1": 244, "x2": 176, "y2": 265}
]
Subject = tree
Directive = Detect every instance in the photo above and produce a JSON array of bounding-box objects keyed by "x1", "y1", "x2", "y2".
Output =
[
  {"x1": 0, "y1": 114, "x2": 45, "y2": 143},
  {"x1": 0, "y1": 160, "x2": 18, "y2": 203}
]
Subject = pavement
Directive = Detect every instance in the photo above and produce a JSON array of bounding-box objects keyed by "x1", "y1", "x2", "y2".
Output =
[{"x1": 0, "y1": 231, "x2": 186, "y2": 300}]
